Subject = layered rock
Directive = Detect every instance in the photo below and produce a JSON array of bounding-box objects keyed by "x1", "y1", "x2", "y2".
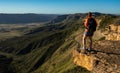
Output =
[
  {"x1": 105, "y1": 24, "x2": 120, "y2": 41},
  {"x1": 73, "y1": 40, "x2": 120, "y2": 73},
  {"x1": 73, "y1": 50, "x2": 96, "y2": 71}
]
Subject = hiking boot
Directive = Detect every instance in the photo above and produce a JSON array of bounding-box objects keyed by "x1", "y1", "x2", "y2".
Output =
[
  {"x1": 87, "y1": 48, "x2": 96, "y2": 54},
  {"x1": 80, "y1": 46, "x2": 86, "y2": 50},
  {"x1": 80, "y1": 47, "x2": 86, "y2": 54},
  {"x1": 81, "y1": 49, "x2": 86, "y2": 54},
  {"x1": 87, "y1": 47, "x2": 93, "y2": 52}
]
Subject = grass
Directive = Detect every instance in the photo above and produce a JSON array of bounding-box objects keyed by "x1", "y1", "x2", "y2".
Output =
[
  {"x1": 33, "y1": 29, "x2": 90, "y2": 73},
  {"x1": 0, "y1": 20, "x2": 83, "y2": 73},
  {"x1": 2, "y1": 13, "x2": 118, "y2": 73},
  {"x1": 0, "y1": 31, "x2": 22, "y2": 41},
  {"x1": 99, "y1": 15, "x2": 117, "y2": 31},
  {"x1": 0, "y1": 24, "x2": 90, "y2": 73}
]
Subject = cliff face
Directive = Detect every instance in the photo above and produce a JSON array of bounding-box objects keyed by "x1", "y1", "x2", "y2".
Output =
[
  {"x1": 104, "y1": 24, "x2": 120, "y2": 41},
  {"x1": 72, "y1": 16, "x2": 120, "y2": 73},
  {"x1": 73, "y1": 40, "x2": 120, "y2": 73},
  {"x1": 73, "y1": 50, "x2": 95, "y2": 71}
]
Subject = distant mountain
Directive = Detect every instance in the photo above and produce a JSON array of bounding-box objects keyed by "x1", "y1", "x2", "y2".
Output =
[{"x1": 0, "y1": 14, "x2": 58, "y2": 24}]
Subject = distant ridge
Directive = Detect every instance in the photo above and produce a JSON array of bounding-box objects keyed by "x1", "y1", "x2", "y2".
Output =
[
  {"x1": 0, "y1": 12, "x2": 116, "y2": 24},
  {"x1": 0, "y1": 14, "x2": 58, "y2": 24}
]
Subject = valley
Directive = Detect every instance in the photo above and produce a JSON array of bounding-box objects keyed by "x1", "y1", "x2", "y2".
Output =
[
  {"x1": 0, "y1": 23, "x2": 44, "y2": 41},
  {"x1": 0, "y1": 12, "x2": 119, "y2": 73}
]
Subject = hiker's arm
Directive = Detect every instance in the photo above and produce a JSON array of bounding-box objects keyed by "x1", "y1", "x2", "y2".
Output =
[{"x1": 84, "y1": 18, "x2": 89, "y2": 29}]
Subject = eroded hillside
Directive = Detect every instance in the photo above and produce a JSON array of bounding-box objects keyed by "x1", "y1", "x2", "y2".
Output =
[{"x1": 0, "y1": 13, "x2": 119, "y2": 73}]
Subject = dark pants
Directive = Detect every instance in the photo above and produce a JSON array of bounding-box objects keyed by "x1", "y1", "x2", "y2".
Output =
[
  {"x1": 84, "y1": 30, "x2": 94, "y2": 36},
  {"x1": 82, "y1": 30, "x2": 94, "y2": 50}
]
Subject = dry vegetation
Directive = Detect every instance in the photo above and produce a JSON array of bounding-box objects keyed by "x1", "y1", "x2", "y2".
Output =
[{"x1": 0, "y1": 23, "x2": 44, "y2": 41}]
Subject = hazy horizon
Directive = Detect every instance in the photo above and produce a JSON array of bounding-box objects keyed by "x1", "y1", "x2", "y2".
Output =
[
  {"x1": 0, "y1": 12, "x2": 119, "y2": 15},
  {"x1": 0, "y1": 0, "x2": 120, "y2": 14}
]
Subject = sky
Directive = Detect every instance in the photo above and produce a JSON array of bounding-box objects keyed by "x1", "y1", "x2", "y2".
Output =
[{"x1": 0, "y1": 0, "x2": 119, "y2": 14}]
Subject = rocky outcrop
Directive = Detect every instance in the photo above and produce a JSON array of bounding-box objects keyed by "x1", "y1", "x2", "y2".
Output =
[
  {"x1": 104, "y1": 24, "x2": 120, "y2": 41},
  {"x1": 73, "y1": 50, "x2": 95, "y2": 71},
  {"x1": 73, "y1": 40, "x2": 120, "y2": 73}
]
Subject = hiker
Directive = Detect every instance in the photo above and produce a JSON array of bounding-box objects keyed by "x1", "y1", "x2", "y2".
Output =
[{"x1": 82, "y1": 12, "x2": 97, "y2": 52}]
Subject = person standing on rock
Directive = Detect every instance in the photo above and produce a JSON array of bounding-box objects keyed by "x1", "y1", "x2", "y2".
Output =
[{"x1": 81, "y1": 12, "x2": 97, "y2": 52}]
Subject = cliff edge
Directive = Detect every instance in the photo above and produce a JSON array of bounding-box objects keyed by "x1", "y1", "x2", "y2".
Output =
[{"x1": 73, "y1": 40, "x2": 120, "y2": 73}]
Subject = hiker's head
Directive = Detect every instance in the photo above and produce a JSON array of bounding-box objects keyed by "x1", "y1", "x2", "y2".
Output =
[{"x1": 88, "y1": 12, "x2": 92, "y2": 17}]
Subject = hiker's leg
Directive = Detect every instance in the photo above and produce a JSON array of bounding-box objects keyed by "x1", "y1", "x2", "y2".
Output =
[
  {"x1": 83, "y1": 34, "x2": 87, "y2": 49},
  {"x1": 89, "y1": 36, "x2": 93, "y2": 49}
]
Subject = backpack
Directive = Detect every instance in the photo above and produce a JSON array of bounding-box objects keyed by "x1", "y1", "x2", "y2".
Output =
[{"x1": 87, "y1": 18, "x2": 97, "y2": 32}]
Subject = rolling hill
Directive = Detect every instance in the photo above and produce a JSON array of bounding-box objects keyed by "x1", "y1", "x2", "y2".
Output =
[{"x1": 0, "y1": 12, "x2": 119, "y2": 73}]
